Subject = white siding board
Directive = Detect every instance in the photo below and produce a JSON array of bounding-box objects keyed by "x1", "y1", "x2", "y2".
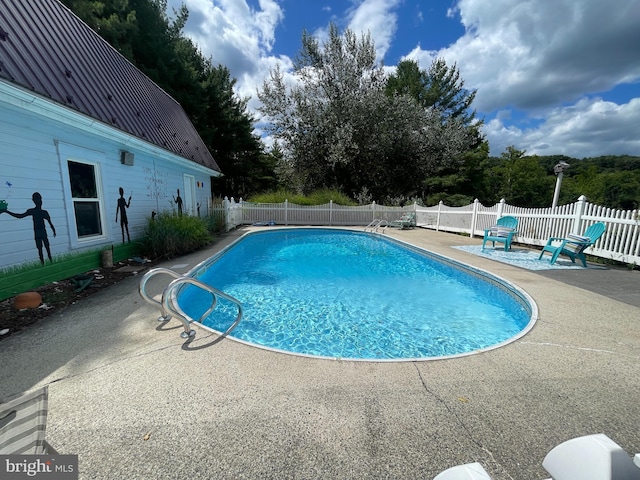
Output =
[
  {"x1": 1, "y1": 94, "x2": 215, "y2": 269},
  {"x1": 1, "y1": 108, "x2": 69, "y2": 266}
]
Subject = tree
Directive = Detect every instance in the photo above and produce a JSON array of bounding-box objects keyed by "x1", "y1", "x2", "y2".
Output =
[
  {"x1": 204, "y1": 65, "x2": 275, "y2": 198},
  {"x1": 384, "y1": 59, "x2": 484, "y2": 204},
  {"x1": 64, "y1": 0, "x2": 269, "y2": 198},
  {"x1": 61, "y1": 0, "x2": 138, "y2": 60},
  {"x1": 258, "y1": 23, "x2": 477, "y2": 201},
  {"x1": 422, "y1": 141, "x2": 491, "y2": 206},
  {"x1": 387, "y1": 59, "x2": 479, "y2": 130},
  {"x1": 385, "y1": 59, "x2": 426, "y2": 104},
  {"x1": 424, "y1": 58, "x2": 478, "y2": 127},
  {"x1": 480, "y1": 146, "x2": 553, "y2": 207},
  {"x1": 562, "y1": 167, "x2": 640, "y2": 210}
]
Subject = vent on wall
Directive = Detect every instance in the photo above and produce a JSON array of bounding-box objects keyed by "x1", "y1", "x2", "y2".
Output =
[{"x1": 120, "y1": 151, "x2": 134, "y2": 166}]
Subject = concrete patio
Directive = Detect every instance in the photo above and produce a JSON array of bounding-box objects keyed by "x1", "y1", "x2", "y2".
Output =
[{"x1": 0, "y1": 227, "x2": 638, "y2": 479}]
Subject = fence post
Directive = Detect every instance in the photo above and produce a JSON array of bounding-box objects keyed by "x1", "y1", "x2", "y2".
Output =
[
  {"x1": 496, "y1": 198, "x2": 505, "y2": 220},
  {"x1": 223, "y1": 196, "x2": 230, "y2": 232},
  {"x1": 470, "y1": 199, "x2": 479, "y2": 238},
  {"x1": 231, "y1": 197, "x2": 237, "y2": 231},
  {"x1": 372, "y1": 201, "x2": 377, "y2": 222},
  {"x1": 436, "y1": 201, "x2": 443, "y2": 231},
  {"x1": 330, "y1": 200, "x2": 333, "y2": 226},
  {"x1": 285, "y1": 199, "x2": 288, "y2": 226},
  {"x1": 572, "y1": 195, "x2": 587, "y2": 233}
]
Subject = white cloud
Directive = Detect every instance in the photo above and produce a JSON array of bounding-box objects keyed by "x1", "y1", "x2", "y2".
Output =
[
  {"x1": 346, "y1": 0, "x2": 403, "y2": 61},
  {"x1": 174, "y1": 0, "x2": 405, "y2": 116},
  {"x1": 166, "y1": 0, "x2": 292, "y2": 126},
  {"x1": 171, "y1": 0, "x2": 284, "y2": 78},
  {"x1": 484, "y1": 97, "x2": 640, "y2": 158},
  {"x1": 404, "y1": 0, "x2": 640, "y2": 157},
  {"x1": 403, "y1": 45, "x2": 437, "y2": 72},
  {"x1": 170, "y1": 0, "x2": 640, "y2": 158},
  {"x1": 439, "y1": 0, "x2": 640, "y2": 112}
]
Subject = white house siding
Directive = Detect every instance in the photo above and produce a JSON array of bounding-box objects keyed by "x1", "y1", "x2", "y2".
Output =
[{"x1": 0, "y1": 86, "x2": 218, "y2": 269}]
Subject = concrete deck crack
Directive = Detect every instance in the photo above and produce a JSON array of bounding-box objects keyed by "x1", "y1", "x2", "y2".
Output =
[
  {"x1": 413, "y1": 362, "x2": 515, "y2": 480},
  {"x1": 46, "y1": 337, "x2": 202, "y2": 386},
  {"x1": 518, "y1": 341, "x2": 640, "y2": 359}
]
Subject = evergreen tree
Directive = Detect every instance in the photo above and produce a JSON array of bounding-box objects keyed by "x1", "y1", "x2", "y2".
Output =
[
  {"x1": 63, "y1": 0, "x2": 269, "y2": 198},
  {"x1": 387, "y1": 59, "x2": 480, "y2": 132}
]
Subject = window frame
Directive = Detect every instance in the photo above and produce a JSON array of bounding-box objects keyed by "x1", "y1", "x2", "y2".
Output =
[
  {"x1": 183, "y1": 174, "x2": 196, "y2": 216},
  {"x1": 58, "y1": 146, "x2": 108, "y2": 248}
]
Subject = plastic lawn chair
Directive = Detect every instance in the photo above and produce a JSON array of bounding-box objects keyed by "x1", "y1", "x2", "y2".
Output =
[
  {"x1": 482, "y1": 216, "x2": 519, "y2": 251},
  {"x1": 538, "y1": 222, "x2": 606, "y2": 267}
]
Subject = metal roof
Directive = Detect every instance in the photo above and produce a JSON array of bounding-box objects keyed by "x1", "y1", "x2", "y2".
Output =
[{"x1": 0, "y1": 0, "x2": 220, "y2": 172}]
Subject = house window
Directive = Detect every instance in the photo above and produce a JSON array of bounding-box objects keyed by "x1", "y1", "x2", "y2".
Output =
[{"x1": 68, "y1": 160, "x2": 103, "y2": 237}]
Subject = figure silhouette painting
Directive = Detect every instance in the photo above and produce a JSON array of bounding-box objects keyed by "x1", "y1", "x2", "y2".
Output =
[
  {"x1": 1, "y1": 192, "x2": 56, "y2": 264},
  {"x1": 173, "y1": 189, "x2": 183, "y2": 215},
  {"x1": 116, "y1": 187, "x2": 132, "y2": 243}
]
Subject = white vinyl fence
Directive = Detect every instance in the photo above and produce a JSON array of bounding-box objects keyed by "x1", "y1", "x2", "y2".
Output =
[{"x1": 214, "y1": 196, "x2": 640, "y2": 266}]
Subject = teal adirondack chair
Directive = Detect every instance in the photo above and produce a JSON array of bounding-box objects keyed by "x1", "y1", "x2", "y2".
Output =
[
  {"x1": 538, "y1": 222, "x2": 606, "y2": 267},
  {"x1": 482, "y1": 216, "x2": 519, "y2": 251}
]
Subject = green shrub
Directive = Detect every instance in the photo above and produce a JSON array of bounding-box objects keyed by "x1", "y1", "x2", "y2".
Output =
[
  {"x1": 141, "y1": 213, "x2": 215, "y2": 259},
  {"x1": 248, "y1": 189, "x2": 357, "y2": 206},
  {"x1": 425, "y1": 193, "x2": 474, "y2": 207},
  {"x1": 247, "y1": 189, "x2": 298, "y2": 204},
  {"x1": 306, "y1": 189, "x2": 357, "y2": 206},
  {"x1": 204, "y1": 210, "x2": 226, "y2": 234}
]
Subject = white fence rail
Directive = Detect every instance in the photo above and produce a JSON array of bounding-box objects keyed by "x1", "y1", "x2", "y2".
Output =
[{"x1": 214, "y1": 196, "x2": 640, "y2": 266}]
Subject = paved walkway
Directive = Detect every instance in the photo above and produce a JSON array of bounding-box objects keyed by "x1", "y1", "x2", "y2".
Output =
[
  {"x1": 0, "y1": 227, "x2": 638, "y2": 480},
  {"x1": 535, "y1": 262, "x2": 640, "y2": 308}
]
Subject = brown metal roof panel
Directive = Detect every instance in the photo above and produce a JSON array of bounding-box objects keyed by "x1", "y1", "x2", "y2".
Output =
[
  {"x1": 46, "y1": 4, "x2": 149, "y2": 133},
  {"x1": 23, "y1": 2, "x2": 87, "y2": 107},
  {"x1": 0, "y1": 3, "x2": 57, "y2": 95},
  {"x1": 0, "y1": 1, "x2": 122, "y2": 122},
  {"x1": 0, "y1": 0, "x2": 220, "y2": 172},
  {"x1": 46, "y1": 15, "x2": 115, "y2": 123}
]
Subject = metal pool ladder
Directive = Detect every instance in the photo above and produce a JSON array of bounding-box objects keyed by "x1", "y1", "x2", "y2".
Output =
[
  {"x1": 364, "y1": 218, "x2": 388, "y2": 233},
  {"x1": 138, "y1": 267, "x2": 243, "y2": 339}
]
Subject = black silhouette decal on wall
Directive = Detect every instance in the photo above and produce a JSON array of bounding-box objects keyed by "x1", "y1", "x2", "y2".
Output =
[
  {"x1": 116, "y1": 187, "x2": 132, "y2": 243},
  {"x1": 1, "y1": 192, "x2": 56, "y2": 264},
  {"x1": 173, "y1": 189, "x2": 183, "y2": 215}
]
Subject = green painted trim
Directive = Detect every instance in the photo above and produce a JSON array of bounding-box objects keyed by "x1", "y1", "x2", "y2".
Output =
[
  {"x1": 0, "y1": 243, "x2": 142, "y2": 301},
  {"x1": 113, "y1": 242, "x2": 142, "y2": 262}
]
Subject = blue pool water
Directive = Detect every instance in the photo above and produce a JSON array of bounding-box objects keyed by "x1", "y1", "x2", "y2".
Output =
[{"x1": 177, "y1": 229, "x2": 534, "y2": 360}]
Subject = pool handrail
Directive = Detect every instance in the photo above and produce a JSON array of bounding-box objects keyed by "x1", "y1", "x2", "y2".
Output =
[
  {"x1": 139, "y1": 267, "x2": 243, "y2": 339},
  {"x1": 138, "y1": 267, "x2": 182, "y2": 321},
  {"x1": 364, "y1": 219, "x2": 388, "y2": 233},
  {"x1": 162, "y1": 276, "x2": 243, "y2": 339}
]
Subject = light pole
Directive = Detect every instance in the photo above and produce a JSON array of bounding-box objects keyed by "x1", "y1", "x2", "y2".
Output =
[{"x1": 552, "y1": 161, "x2": 570, "y2": 209}]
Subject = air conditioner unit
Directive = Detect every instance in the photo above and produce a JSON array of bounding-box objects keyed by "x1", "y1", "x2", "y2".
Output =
[{"x1": 120, "y1": 151, "x2": 134, "y2": 166}]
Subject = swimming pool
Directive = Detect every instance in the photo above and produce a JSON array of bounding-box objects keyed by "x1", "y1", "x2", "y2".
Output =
[{"x1": 177, "y1": 228, "x2": 536, "y2": 361}]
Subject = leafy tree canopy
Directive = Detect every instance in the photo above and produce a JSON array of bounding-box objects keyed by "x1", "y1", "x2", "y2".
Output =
[{"x1": 258, "y1": 23, "x2": 478, "y2": 202}]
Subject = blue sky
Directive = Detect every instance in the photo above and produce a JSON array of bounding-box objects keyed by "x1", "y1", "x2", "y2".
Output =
[{"x1": 168, "y1": 0, "x2": 640, "y2": 158}]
